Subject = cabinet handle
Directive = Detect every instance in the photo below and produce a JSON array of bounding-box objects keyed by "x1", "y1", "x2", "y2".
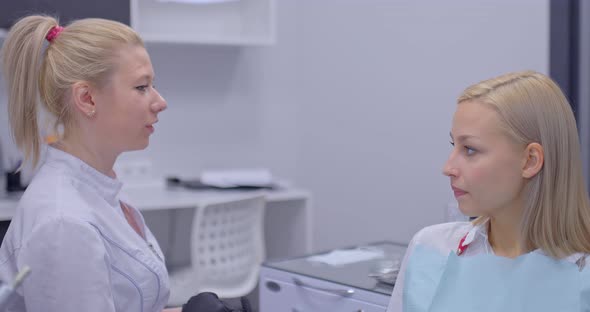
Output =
[{"x1": 292, "y1": 277, "x2": 355, "y2": 297}]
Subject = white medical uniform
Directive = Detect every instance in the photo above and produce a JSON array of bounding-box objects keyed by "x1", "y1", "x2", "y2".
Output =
[
  {"x1": 387, "y1": 219, "x2": 587, "y2": 312},
  {"x1": 0, "y1": 146, "x2": 170, "y2": 312}
]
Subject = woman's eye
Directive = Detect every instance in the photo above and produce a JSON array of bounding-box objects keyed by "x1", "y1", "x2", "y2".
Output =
[
  {"x1": 450, "y1": 139, "x2": 476, "y2": 155},
  {"x1": 135, "y1": 85, "x2": 148, "y2": 92}
]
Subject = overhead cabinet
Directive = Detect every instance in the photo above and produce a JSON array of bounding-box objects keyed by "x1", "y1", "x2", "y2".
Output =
[{"x1": 1, "y1": 0, "x2": 276, "y2": 46}]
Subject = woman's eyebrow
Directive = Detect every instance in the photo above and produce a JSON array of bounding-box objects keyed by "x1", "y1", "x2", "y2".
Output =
[
  {"x1": 450, "y1": 132, "x2": 479, "y2": 141},
  {"x1": 135, "y1": 74, "x2": 154, "y2": 82}
]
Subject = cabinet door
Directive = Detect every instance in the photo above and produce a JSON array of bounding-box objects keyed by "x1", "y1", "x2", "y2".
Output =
[
  {"x1": 260, "y1": 277, "x2": 387, "y2": 312},
  {"x1": 0, "y1": 0, "x2": 130, "y2": 29}
]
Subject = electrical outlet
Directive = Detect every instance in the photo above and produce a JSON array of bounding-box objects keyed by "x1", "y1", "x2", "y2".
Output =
[
  {"x1": 114, "y1": 159, "x2": 153, "y2": 181},
  {"x1": 133, "y1": 159, "x2": 153, "y2": 179}
]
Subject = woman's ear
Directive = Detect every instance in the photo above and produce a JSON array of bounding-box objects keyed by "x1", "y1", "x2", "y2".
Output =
[
  {"x1": 522, "y1": 142, "x2": 544, "y2": 179},
  {"x1": 71, "y1": 82, "x2": 96, "y2": 118}
]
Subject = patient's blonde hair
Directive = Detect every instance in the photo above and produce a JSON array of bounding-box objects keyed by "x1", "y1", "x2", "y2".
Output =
[
  {"x1": 459, "y1": 71, "x2": 590, "y2": 258},
  {"x1": 1, "y1": 15, "x2": 143, "y2": 167}
]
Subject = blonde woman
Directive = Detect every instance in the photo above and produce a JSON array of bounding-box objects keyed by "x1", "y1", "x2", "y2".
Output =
[
  {"x1": 387, "y1": 71, "x2": 590, "y2": 312},
  {"x1": 0, "y1": 15, "x2": 190, "y2": 312}
]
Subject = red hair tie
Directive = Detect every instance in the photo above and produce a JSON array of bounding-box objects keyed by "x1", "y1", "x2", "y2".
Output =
[{"x1": 46, "y1": 26, "x2": 64, "y2": 43}]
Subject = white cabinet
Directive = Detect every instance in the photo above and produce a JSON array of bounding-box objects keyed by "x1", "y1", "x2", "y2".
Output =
[
  {"x1": 130, "y1": 0, "x2": 276, "y2": 45},
  {"x1": 260, "y1": 269, "x2": 389, "y2": 312},
  {"x1": 259, "y1": 242, "x2": 406, "y2": 312}
]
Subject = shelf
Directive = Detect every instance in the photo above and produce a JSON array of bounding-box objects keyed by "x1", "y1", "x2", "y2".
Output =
[{"x1": 130, "y1": 0, "x2": 276, "y2": 46}]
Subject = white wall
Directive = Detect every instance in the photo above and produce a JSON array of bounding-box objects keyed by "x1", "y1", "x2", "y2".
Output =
[
  {"x1": 141, "y1": 0, "x2": 549, "y2": 251},
  {"x1": 0, "y1": 0, "x2": 549, "y2": 251},
  {"x1": 294, "y1": 0, "x2": 549, "y2": 250}
]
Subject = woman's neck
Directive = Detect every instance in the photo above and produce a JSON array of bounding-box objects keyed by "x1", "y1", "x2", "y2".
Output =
[
  {"x1": 54, "y1": 135, "x2": 118, "y2": 179},
  {"x1": 488, "y1": 203, "x2": 526, "y2": 258}
]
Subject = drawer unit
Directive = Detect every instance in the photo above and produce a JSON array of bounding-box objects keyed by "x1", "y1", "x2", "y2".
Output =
[
  {"x1": 259, "y1": 242, "x2": 406, "y2": 312},
  {"x1": 260, "y1": 267, "x2": 388, "y2": 312}
]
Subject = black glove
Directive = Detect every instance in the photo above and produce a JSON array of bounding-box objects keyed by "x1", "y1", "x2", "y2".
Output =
[
  {"x1": 181, "y1": 292, "x2": 253, "y2": 312},
  {"x1": 240, "y1": 296, "x2": 252, "y2": 312}
]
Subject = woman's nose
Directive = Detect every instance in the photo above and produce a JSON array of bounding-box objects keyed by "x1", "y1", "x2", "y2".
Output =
[
  {"x1": 151, "y1": 90, "x2": 167, "y2": 113},
  {"x1": 442, "y1": 154, "x2": 458, "y2": 177}
]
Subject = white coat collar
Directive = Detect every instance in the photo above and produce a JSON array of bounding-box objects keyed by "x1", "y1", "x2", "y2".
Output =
[{"x1": 45, "y1": 145, "x2": 123, "y2": 206}]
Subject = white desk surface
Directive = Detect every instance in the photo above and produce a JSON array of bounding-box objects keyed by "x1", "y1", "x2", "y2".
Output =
[{"x1": 0, "y1": 186, "x2": 310, "y2": 221}]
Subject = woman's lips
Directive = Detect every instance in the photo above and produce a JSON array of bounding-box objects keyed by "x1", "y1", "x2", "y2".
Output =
[{"x1": 452, "y1": 186, "x2": 467, "y2": 198}]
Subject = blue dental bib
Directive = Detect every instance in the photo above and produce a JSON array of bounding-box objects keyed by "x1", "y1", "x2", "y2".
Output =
[{"x1": 403, "y1": 244, "x2": 590, "y2": 312}]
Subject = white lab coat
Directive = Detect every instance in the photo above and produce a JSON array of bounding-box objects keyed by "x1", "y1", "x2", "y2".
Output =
[
  {"x1": 0, "y1": 146, "x2": 170, "y2": 312},
  {"x1": 387, "y1": 220, "x2": 586, "y2": 312}
]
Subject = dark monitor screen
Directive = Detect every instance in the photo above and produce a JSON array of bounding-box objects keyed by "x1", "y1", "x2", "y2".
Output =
[{"x1": 0, "y1": 0, "x2": 130, "y2": 30}]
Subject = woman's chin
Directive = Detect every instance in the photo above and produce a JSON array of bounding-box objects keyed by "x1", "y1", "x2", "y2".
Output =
[
  {"x1": 457, "y1": 205, "x2": 479, "y2": 218},
  {"x1": 125, "y1": 140, "x2": 149, "y2": 152}
]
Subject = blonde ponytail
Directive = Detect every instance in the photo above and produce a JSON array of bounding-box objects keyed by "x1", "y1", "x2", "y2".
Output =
[{"x1": 1, "y1": 15, "x2": 58, "y2": 168}]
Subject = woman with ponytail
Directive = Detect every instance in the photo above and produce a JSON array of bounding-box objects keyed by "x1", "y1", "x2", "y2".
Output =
[{"x1": 0, "y1": 15, "x2": 183, "y2": 311}]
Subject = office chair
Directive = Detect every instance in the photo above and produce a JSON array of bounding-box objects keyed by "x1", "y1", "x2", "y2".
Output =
[{"x1": 167, "y1": 194, "x2": 266, "y2": 307}]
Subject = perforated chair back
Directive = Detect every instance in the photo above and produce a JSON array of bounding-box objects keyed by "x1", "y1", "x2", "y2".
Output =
[{"x1": 168, "y1": 194, "x2": 266, "y2": 306}]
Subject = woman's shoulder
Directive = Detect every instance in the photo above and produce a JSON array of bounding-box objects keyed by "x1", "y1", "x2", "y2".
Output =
[
  {"x1": 410, "y1": 221, "x2": 473, "y2": 253},
  {"x1": 13, "y1": 165, "x2": 106, "y2": 238},
  {"x1": 18, "y1": 169, "x2": 84, "y2": 215}
]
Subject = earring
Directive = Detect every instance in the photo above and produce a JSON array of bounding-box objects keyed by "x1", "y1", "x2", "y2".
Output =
[{"x1": 87, "y1": 109, "x2": 96, "y2": 118}]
